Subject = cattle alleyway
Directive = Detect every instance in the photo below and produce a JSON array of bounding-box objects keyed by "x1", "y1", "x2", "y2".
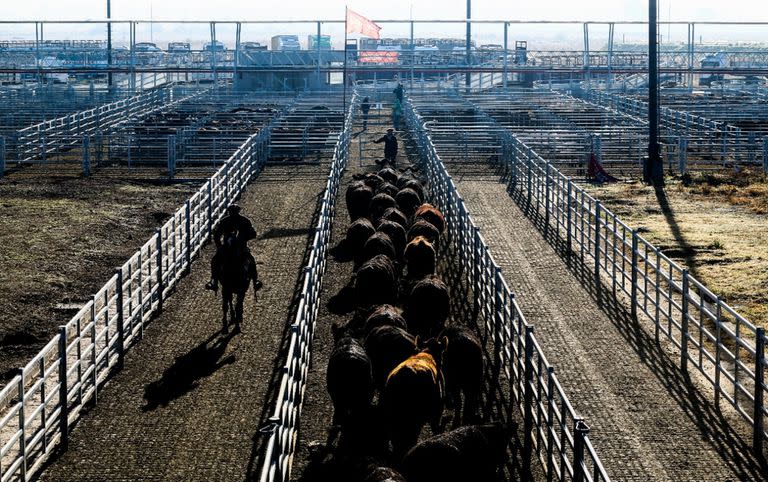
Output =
[
  {"x1": 38, "y1": 164, "x2": 328, "y2": 481},
  {"x1": 446, "y1": 163, "x2": 763, "y2": 481}
]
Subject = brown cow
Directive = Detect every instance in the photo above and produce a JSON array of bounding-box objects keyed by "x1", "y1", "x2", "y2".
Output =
[
  {"x1": 438, "y1": 325, "x2": 484, "y2": 425},
  {"x1": 355, "y1": 255, "x2": 398, "y2": 308},
  {"x1": 346, "y1": 218, "x2": 376, "y2": 255},
  {"x1": 382, "y1": 337, "x2": 447, "y2": 458},
  {"x1": 369, "y1": 193, "x2": 398, "y2": 221},
  {"x1": 376, "y1": 181, "x2": 399, "y2": 198},
  {"x1": 364, "y1": 324, "x2": 417, "y2": 388},
  {"x1": 414, "y1": 203, "x2": 446, "y2": 234},
  {"x1": 395, "y1": 188, "x2": 422, "y2": 217},
  {"x1": 327, "y1": 324, "x2": 374, "y2": 426},
  {"x1": 404, "y1": 275, "x2": 450, "y2": 338},
  {"x1": 378, "y1": 207, "x2": 408, "y2": 230},
  {"x1": 407, "y1": 219, "x2": 440, "y2": 245},
  {"x1": 361, "y1": 232, "x2": 397, "y2": 265},
  {"x1": 404, "y1": 235, "x2": 436, "y2": 280},
  {"x1": 346, "y1": 181, "x2": 374, "y2": 220},
  {"x1": 377, "y1": 220, "x2": 407, "y2": 260},
  {"x1": 364, "y1": 304, "x2": 408, "y2": 333},
  {"x1": 400, "y1": 423, "x2": 509, "y2": 482}
]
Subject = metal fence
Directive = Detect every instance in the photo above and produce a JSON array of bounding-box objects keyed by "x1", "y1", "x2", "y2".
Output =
[
  {"x1": 405, "y1": 97, "x2": 611, "y2": 482},
  {"x1": 14, "y1": 85, "x2": 210, "y2": 163},
  {"x1": 492, "y1": 115, "x2": 767, "y2": 457},
  {"x1": 582, "y1": 89, "x2": 768, "y2": 172},
  {"x1": 257, "y1": 93, "x2": 356, "y2": 482},
  {"x1": 0, "y1": 109, "x2": 276, "y2": 482}
]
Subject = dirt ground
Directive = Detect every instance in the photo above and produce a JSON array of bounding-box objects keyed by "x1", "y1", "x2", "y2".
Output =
[
  {"x1": 0, "y1": 165, "x2": 201, "y2": 381},
  {"x1": 585, "y1": 169, "x2": 768, "y2": 328}
]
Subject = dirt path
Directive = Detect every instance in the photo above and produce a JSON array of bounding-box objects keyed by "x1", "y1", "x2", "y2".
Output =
[
  {"x1": 447, "y1": 163, "x2": 763, "y2": 481},
  {"x1": 38, "y1": 164, "x2": 327, "y2": 481}
]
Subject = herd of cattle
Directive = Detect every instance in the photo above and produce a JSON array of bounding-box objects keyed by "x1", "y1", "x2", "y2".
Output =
[{"x1": 321, "y1": 162, "x2": 512, "y2": 482}]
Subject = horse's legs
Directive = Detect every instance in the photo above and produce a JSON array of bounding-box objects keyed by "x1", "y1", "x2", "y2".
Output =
[
  {"x1": 221, "y1": 290, "x2": 230, "y2": 333},
  {"x1": 235, "y1": 292, "x2": 245, "y2": 331}
]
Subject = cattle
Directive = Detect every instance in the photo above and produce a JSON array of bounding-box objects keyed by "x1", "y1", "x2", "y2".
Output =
[
  {"x1": 382, "y1": 337, "x2": 447, "y2": 458},
  {"x1": 404, "y1": 235, "x2": 436, "y2": 280},
  {"x1": 407, "y1": 219, "x2": 441, "y2": 245},
  {"x1": 414, "y1": 203, "x2": 446, "y2": 234},
  {"x1": 361, "y1": 232, "x2": 397, "y2": 265},
  {"x1": 377, "y1": 167, "x2": 400, "y2": 185},
  {"x1": 376, "y1": 220, "x2": 407, "y2": 260},
  {"x1": 365, "y1": 324, "x2": 416, "y2": 389},
  {"x1": 355, "y1": 255, "x2": 398, "y2": 308},
  {"x1": 378, "y1": 207, "x2": 408, "y2": 230},
  {"x1": 439, "y1": 325, "x2": 484, "y2": 424},
  {"x1": 369, "y1": 193, "x2": 398, "y2": 221},
  {"x1": 346, "y1": 218, "x2": 376, "y2": 256},
  {"x1": 327, "y1": 324, "x2": 374, "y2": 426},
  {"x1": 404, "y1": 275, "x2": 450, "y2": 338},
  {"x1": 400, "y1": 423, "x2": 508, "y2": 482},
  {"x1": 400, "y1": 179, "x2": 426, "y2": 203},
  {"x1": 376, "y1": 182, "x2": 399, "y2": 198},
  {"x1": 395, "y1": 188, "x2": 422, "y2": 217},
  {"x1": 346, "y1": 181, "x2": 374, "y2": 220},
  {"x1": 362, "y1": 465, "x2": 406, "y2": 482},
  {"x1": 354, "y1": 172, "x2": 385, "y2": 191},
  {"x1": 364, "y1": 304, "x2": 408, "y2": 333}
]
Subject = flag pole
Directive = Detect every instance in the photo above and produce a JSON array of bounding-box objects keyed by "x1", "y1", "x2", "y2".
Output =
[{"x1": 342, "y1": 6, "x2": 348, "y2": 130}]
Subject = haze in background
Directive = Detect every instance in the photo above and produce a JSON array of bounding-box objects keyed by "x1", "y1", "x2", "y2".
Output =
[{"x1": 2, "y1": 1, "x2": 767, "y2": 49}]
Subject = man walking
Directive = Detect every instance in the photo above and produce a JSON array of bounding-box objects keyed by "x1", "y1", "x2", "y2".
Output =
[
  {"x1": 360, "y1": 96, "x2": 371, "y2": 130},
  {"x1": 374, "y1": 128, "x2": 398, "y2": 165}
]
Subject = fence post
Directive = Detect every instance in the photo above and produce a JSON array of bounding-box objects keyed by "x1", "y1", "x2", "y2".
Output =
[
  {"x1": 58, "y1": 325, "x2": 69, "y2": 450},
  {"x1": 156, "y1": 229, "x2": 164, "y2": 313},
  {"x1": 678, "y1": 136, "x2": 687, "y2": 174},
  {"x1": 566, "y1": 180, "x2": 573, "y2": 255},
  {"x1": 17, "y1": 373, "x2": 27, "y2": 479},
  {"x1": 681, "y1": 269, "x2": 690, "y2": 372},
  {"x1": 631, "y1": 230, "x2": 639, "y2": 320},
  {"x1": 167, "y1": 135, "x2": 176, "y2": 179},
  {"x1": 594, "y1": 201, "x2": 602, "y2": 300},
  {"x1": 0, "y1": 136, "x2": 5, "y2": 179},
  {"x1": 115, "y1": 269, "x2": 125, "y2": 366},
  {"x1": 493, "y1": 266, "x2": 503, "y2": 369},
  {"x1": 754, "y1": 328, "x2": 765, "y2": 455},
  {"x1": 544, "y1": 163, "x2": 551, "y2": 231},
  {"x1": 573, "y1": 420, "x2": 590, "y2": 482},
  {"x1": 82, "y1": 136, "x2": 91, "y2": 177},
  {"x1": 181, "y1": 202, "x2": 191, "y2": 276},
  {"x1": 207, "y1": 180, "x2": 214, "y2": 238},
  {"x1": 523, "y1": 325, "x2": 535, "y2": 464}
]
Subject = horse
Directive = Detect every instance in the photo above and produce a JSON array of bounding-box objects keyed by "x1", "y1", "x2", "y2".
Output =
[{"x1": 216, "y1": 232, "x2": 256, "y2": 333}]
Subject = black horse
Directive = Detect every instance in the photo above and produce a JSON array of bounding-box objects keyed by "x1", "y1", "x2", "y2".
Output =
[{"x1": 217, "y1": 232, "x2": 257, "y2": 333}]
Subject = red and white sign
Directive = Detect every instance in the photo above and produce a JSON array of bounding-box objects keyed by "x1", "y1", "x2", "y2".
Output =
[{"x1": 357, "y1": 51, "x2": 399, "y2": 63}]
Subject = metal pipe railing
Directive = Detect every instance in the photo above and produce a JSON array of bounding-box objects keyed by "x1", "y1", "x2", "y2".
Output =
[
  {"x1": 405, "y1": 94, "x2": 612, "y2": 482},
  {"x1": 257, "y1": 92, "x2": 356, "y2": 482}
]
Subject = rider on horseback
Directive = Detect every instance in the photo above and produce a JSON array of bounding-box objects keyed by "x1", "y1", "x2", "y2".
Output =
[{"x1": 205, "y1": 204, "x2": 262, "y2": 292}]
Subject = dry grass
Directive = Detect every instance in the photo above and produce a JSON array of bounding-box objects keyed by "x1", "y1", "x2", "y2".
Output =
[{"x1": 586, "y1": 170, "x2": 768, "y2": 329}]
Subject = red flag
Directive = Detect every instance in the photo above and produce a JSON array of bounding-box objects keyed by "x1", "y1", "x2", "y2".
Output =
[{"x1": 346, "y1": 9, "x2": 382, "y2": 39}]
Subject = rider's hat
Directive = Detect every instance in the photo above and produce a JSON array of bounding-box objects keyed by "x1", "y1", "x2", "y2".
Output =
[{"x1": 226, "y1": 204, "x2": 242, "y2": 214}]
